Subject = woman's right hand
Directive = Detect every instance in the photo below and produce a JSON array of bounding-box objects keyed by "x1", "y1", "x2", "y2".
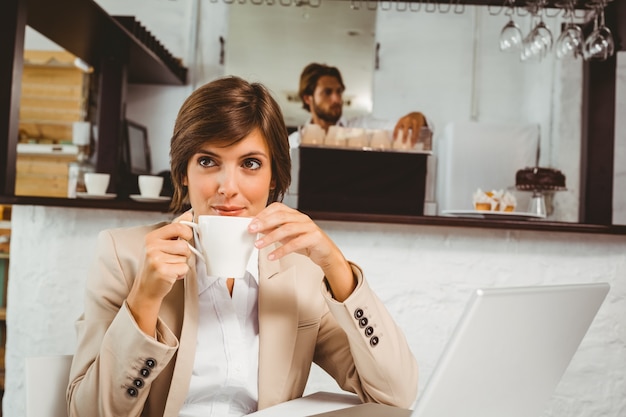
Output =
[{"x1": 126, "y1": 210, "x2": 194, "y2": 336}]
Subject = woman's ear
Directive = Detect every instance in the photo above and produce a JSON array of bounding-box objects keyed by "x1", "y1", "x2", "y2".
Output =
[{"x1": 183, "y1": 175, "x2": 188, "y2": 187}]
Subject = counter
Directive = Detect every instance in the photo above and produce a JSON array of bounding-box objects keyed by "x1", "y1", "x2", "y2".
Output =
[{"x1": 2, "y1": 194, "x2": 626, "y2": 235}]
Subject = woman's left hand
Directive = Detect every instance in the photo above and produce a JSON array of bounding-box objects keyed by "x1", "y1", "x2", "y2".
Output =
[{"x1": 249, "y1": 202, "x2": 355, "y2": 301}]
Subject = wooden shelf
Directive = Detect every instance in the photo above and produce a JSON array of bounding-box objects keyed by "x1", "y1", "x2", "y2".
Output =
[
  {"x1": 0, "y1": 309, "x2": 5, "y2": 321},
  {"x1": 0, "y1": 195, "x2": 172, "y2": 213},
  {"x1": 24, "y1": 0, "x2": 187, "y2": 85}
]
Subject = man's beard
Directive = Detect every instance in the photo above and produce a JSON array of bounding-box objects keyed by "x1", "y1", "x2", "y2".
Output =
[{"x1": 311, "y1": 99, "x2": 342, "y2": 125}]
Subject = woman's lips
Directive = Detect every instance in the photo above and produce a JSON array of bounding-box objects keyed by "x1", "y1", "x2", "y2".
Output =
[{"x1": 212, "y1": 206, "x2": 246, "y2": 216}]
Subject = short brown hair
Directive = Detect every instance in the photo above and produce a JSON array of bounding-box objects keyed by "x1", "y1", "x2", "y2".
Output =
[
  {"x1": 298, "y1": 63, "x2": 345, "y2": 112},
  {"x1": 169, "y1": 76, "x2": 291, "y2": 213}
]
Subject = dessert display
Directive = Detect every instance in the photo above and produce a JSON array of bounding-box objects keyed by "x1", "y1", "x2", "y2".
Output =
[
  {"x1": 473, "y1": 189, "x2": 517, "y2": 212},
  {"x1": 515, "y1": 167, "x2": 566, "y2": 191}
]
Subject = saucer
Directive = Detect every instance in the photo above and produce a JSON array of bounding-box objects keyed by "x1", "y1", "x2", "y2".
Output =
[
  {"x1": 130, "y1": 194, "x2": 171, "y2": 203},
  {"x1": 76, "y1": 192, "x2": 116, "y2": 200}
]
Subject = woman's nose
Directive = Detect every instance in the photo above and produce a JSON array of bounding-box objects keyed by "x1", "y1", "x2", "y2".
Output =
[{"x1": 217, "y1": 168, "x2": 238, "y2": 197}]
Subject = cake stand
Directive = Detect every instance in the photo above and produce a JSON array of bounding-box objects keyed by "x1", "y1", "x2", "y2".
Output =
[{"x1": 515, "y1": 185, "x2": 567, "y2": 218}]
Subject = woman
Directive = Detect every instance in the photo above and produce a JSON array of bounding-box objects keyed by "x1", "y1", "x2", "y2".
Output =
[{"x1": 67, "y1": 76, "x2": 418, "y2": 417}]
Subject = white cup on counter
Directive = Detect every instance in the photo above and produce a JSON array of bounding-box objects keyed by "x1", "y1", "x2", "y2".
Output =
[
  {"x1": 346, "y1": 128, "x2": 368, "y2": 148},
  {"x1": 179, "y1": 215, "x2": 256, "y2": 278},
  {"x1": 370, "y1": 130, "x2": 392, "y2": 149},
  {"x1": 325, "y1": 125, "x2": 347, "y2": 147},
  {"x1": 300, "y1": 124, "x2": 325, "y2": 145},
  {"x1": 138, "y1": 175, "x2": 164, "y2": 198},
  {"x1": 84, "y1": 173, "x2": 110, "y2": 195}
]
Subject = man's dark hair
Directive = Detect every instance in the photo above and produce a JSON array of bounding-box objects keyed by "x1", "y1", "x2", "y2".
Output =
[{"x1": 298, "y1": 63, "x2": 345, "y2": 112}]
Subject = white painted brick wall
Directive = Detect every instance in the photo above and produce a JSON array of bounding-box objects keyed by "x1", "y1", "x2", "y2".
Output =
[{"x1": 4, "y1": 205, "x2": 625, "y2": 416}]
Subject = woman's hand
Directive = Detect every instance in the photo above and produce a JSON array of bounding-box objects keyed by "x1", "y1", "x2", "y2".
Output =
[
  {"x1": 127, "y1": 210, "x2": 194, "y2": 336},
  {"x1": 249, "y1": 203, "x2": 355, "y2": 301}
]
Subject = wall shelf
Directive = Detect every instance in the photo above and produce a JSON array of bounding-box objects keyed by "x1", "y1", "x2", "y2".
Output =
[
  {"x1": 24, "y1": 0, "x2": 187, "y2": 85},
  {"x1": 0, "y1": 0, "x2": 189, "y2": 205},
  {"x1": 0, "y1": 195, "x2": 171, "y2": 213}
]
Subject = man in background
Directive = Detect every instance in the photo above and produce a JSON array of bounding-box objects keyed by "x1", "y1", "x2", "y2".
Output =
[{"x1": 288, "y1": 62, "x2": 429, "y2": 148}]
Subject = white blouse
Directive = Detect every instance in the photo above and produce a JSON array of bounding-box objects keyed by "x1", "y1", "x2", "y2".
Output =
[{"x1": 179, "y1": 249, "x2": 260, "y2": 417}]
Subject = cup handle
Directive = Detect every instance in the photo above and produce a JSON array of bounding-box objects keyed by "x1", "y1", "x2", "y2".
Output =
[{"x1": 179, "y1": 220, "x2": 205, "y2": 262}]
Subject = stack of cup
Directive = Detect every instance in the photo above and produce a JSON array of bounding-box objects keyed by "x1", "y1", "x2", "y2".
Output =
[
  {"x1": 300, "y1": 124, "x2": 325, "y2": 145},
  {"x1": 370, "y1": 130, "x2": 392, "y2": 150},
  {"x1": 67, "y1": 121, "x2": 95, "y2": 197}
]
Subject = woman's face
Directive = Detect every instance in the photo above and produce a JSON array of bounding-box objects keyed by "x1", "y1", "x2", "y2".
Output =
[{"x1": 184, "y1": 128, "x2": 273, "y2": 218}]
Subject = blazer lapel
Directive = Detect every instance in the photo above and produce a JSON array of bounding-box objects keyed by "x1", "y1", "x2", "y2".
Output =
[{"x1": 257, "y1": 244, "x2": 299, "y2": 409}]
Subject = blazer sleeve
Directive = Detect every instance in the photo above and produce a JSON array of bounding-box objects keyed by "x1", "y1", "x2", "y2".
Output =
[
  {"x1": 67, "y1": 227, "x2": 179, "y2": 417},
  {"x1": 314, "y1": 262, "x2": 418, "y2": 409}
]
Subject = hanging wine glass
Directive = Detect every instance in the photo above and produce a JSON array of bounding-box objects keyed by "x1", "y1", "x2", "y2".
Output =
[
  {"x1": 520, "y1": 19, "x2": 543, "y2": 61},
  {"x1": 583, "y1": 7, "x2": 613, "y2": 61},
  {"x1": 556, "y1": 25, "x2": 584, "y2": 59},
  {"x1": 520, "y1": 0, "x2": 553, "y2": 62},
  {"x1": 597, "y1": 10, "x2": 615, "y2": 57},
  {"x1": 499, "y1": 0, "x2": 523, "y2": 52},
  {"x1": 555, "y1": 0, "x2": 583, "y2": 59},
  {"x1": 534, "y1": 18, "x2": 554, "y2": 56}
]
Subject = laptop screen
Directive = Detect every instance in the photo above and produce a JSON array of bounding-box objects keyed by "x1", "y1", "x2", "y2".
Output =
[
  {"x1": 247, "y1": 283, "x2": 609, "y2": 417},
  {"x1": 411, "y1": 283, "x2": 609, "y2": 417}
]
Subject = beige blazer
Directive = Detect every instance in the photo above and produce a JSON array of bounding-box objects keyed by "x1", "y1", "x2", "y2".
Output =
[{"x1": 67, "y1": 222, "x2": 418, "y2": 417}]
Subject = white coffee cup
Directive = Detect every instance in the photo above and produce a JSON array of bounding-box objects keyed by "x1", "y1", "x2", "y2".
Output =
[
  {"x1": 300, "y1": 124, "x2": 325, "y2": 145},
  {"x1": 180, "y1": 215, "x2": 256, "y2": 278},
  {"x1": 346, "y1": 128, "x2": 368, "y2": 148},
  {"x1": 370, "y1": 129, "x2": 391, "y2": 149},
  {"x1": 84, "y1": 173, "x2": 110, "y2": 195},
  {"x1": 138, "y1": 175, "x2": 164, "y2": 198}
]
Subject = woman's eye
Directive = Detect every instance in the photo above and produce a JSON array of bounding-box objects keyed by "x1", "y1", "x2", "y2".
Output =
[
  {"x1": 243, "y1": 158, "x2": 261, "y2": 170},
  {"x1": 198, "y1": 156, "x2": 216, "y2": 168}
]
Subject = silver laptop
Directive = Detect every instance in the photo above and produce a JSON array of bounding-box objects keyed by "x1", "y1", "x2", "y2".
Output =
[{"x1": 308, "y1": 282, "x2": 610, "y2": 417}]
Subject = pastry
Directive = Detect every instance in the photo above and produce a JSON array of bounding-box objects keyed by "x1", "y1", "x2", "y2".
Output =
[{"x1": 473, "y1": 189, "x2": 516, "y2": 212}]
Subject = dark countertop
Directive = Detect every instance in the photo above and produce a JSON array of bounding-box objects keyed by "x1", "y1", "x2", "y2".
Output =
[{"x1": 2, "y1": 195, "x2": 626, "y2": 236}]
